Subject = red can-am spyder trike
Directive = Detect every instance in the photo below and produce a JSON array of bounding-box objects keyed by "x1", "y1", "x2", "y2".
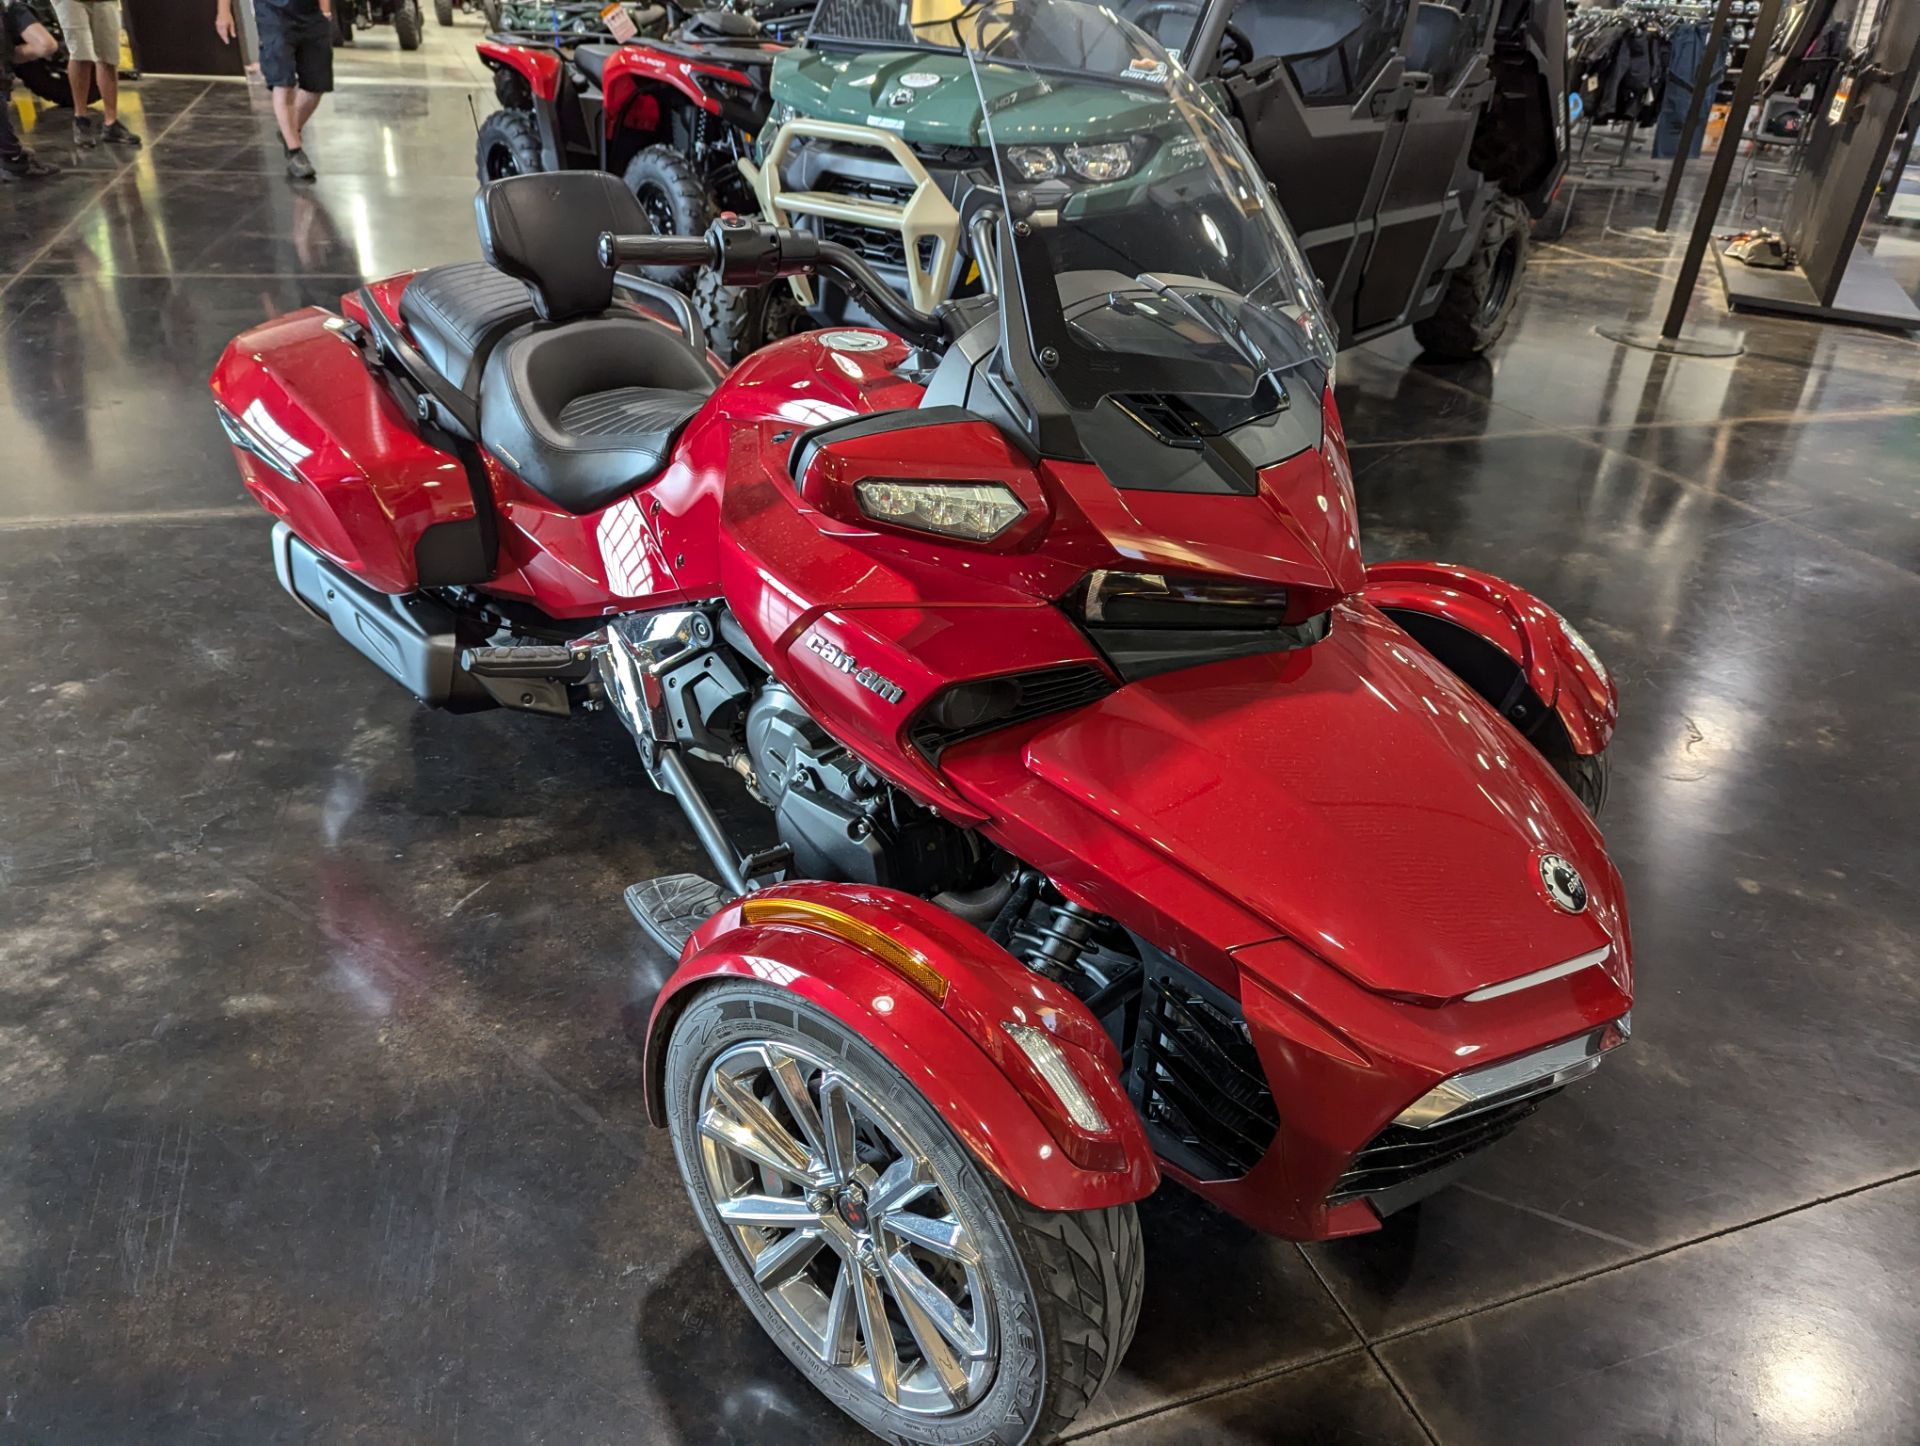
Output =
[{"x1": 210, "y1": 6, "x2": 1631, "y2": 1438}]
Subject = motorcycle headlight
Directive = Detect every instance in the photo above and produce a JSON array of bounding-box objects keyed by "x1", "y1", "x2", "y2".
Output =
[
  {"x1": 1077, "y1": 569, "x2": 1292, "y2": 628},
  {"x1": 1065, "y1": 140, "x2": 1135, "y2": 182},
  {"x1": 1006, "y1": 144, "x2": 1062, "y2": 181},
  {"x1": 855, "y1": 479, "x2": 1026, "y2": 541}
]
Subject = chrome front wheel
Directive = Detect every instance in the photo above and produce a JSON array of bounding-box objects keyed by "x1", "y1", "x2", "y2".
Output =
[
  {"x1": 697, "y1": 1040, "x2": 997, "y2": 1415},
  {"x1": 663, "y1": 981, "x2": 1145, "y2": 1446}
]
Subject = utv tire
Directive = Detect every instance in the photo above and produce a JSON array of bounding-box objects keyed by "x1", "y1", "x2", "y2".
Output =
[
  {"x1": 481, "y1": 0, "x2": 502, "y2": 26},
  {"x1": 476, "y1": 107, "x2": 543, "y2": 182},
  {"x1": 393, "y1": 0, "x2": 423, "y2": 49},
  {"x1": 434, "y1": 0, "x2": 453, "y2": 22},
  {"x1": 1413, "y1": 192, "x2": 1530, "y2": 359},
  {"x1": 621, "y1": 145, "x2": 717, "y2": 290},
  {"x1": 663, "y1": 980, "x2": 1144, "y2": 1445},
  {"x1": 692, "y1": 268, "x2": 812, "y2": 363},
  {"x1": 491, "y1": 64, "x2": 532, "y2": 110}
]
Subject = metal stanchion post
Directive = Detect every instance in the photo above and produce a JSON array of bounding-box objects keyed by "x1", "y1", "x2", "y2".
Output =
[
  {"x1": 1596, "y1": 0, "x2": 1787, "y2": 355},
  {"x1": 1654, "y1": 0, "x2": 1736, "y2": 233}
]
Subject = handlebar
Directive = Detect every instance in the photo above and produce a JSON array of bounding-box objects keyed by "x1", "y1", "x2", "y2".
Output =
[
  {"x1": 597, "y1": 232, "x2": 717, "y2": 269},
  {"x1": 597, "y1": 218, "x2": 948, "y2": 349}
]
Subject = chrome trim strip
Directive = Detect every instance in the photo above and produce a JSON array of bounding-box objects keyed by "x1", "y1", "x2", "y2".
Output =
[
  {"x1": 1464, "y1": 944, "x2": 1612, "y2": 1003},
  {"x1": 1392, "y1": 1012, "x2": 1631, "y2": 1130}
]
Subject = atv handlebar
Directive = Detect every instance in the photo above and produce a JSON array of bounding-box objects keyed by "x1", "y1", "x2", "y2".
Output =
[{"x1": 598, "y1": 216, "x2": 949, "y2": 349}]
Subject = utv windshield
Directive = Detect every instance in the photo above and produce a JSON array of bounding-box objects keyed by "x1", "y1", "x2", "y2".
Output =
[{"x1": 961, "y1": 0, "x2": 1336, "y2": 480}]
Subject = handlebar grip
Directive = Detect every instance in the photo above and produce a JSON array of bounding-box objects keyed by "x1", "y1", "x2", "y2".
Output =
[{"x1": 597, "y1": 231, "x2": 717, "y2": 270}]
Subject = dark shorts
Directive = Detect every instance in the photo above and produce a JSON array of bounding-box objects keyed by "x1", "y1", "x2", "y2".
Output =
[{"x1": 255, "y1": 6, "x2": 333, "y2": 92}]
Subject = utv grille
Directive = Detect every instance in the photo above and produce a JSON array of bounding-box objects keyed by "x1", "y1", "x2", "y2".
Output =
[
  {"x1": 1131, "y1": 972, "x2": 1279, "y2": 1179},
  {"x1": 1327, "y1": 1092, "x2": 1554, "y2": 1205},
  {"x1": 909, "y1": 664, "x2": 1114, "y2": 761}
]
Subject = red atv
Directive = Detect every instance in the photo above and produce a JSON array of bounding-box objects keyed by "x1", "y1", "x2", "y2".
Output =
[
  {"x1": 210, "y1": 8, "x2": 1630, "y2": 1439},
  {"x1": 475, "y1": 3, "x2": 807, "y2": 288}
]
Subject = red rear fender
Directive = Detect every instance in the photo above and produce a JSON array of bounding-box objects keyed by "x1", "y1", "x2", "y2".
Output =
[
  {"x1": 640, "y1": 883, "x2": 1159, "y2": 1212},
  {"x1": 478, "y1": 40, "x2": 561, "y2": 102},
  {"x1": 1360, "y1": 561, "x2": 1618, "y2": 756}
]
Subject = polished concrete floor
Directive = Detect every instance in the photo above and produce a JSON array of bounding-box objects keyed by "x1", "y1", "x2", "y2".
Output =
[{"x1": 3, "y1": 45, "x2": 1920, "y2": 1445}]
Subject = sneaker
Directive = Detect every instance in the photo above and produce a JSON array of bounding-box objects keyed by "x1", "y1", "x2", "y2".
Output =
[
  {"x1": 0, "y1": 153, "x2": 61, "y2": 181},
  {"x1": 101, "y1": 120, "x2": 142, "y2": 147},
  {"x1": 285, "y1": 146, "x2": 316, "y2": 180},
  {"x1": 74, "y1": 115, "x2": 99, "y2": 149}
]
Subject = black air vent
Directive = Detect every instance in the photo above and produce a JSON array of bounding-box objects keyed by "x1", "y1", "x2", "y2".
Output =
[
  {"x1": 1328, "y1": 1093, "x2": 1554, "y2": 1204},
  {"x1": 909, "y1": 664, "x2": 1114, "y2": 761},
  {"x1": 1130, "y1": 969, "x2": 1279, "y2": 1180}
]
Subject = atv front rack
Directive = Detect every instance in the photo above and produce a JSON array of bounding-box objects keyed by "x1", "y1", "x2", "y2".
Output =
[{"x1": 739, "y1": 117, "x2": 963, "y2": 315}]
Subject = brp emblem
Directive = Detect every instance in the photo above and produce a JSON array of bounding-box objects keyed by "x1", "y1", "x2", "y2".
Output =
[
  {"x1": 1538, "y1": 854, "x2": 1589, "y2": 914},
  {"x1": 885, "y1": 87, "x2": 915, "y2": 107}
]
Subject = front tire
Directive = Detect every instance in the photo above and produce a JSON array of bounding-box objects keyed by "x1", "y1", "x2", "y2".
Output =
[
  {"x1": 1413, "y1": 192, "x2": 1530, "y2": 359},
  {"x1": 1536, "y1": 716, "x2": 1610, "y2": 817},
  {"x1": 691, "y1": 267, "x2": 812, "y2": 363},
  {"x1": 475, "y1": 107, "x2": 543, "y2": 182},
  {"x1": 620, "y1": 144, "x2": 717, "y2": 290},
  {"x1": 434, "y1": 0, "x2": 453, "y2": 22},
  {"x1": 393, "y1": 0, "x2": 423, "y2": 48},
  {"x1": 663, "y1": 981, "x2": 1142, "y2": 1445}
]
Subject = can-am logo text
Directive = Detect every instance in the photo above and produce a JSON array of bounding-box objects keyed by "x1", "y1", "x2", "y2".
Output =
[{"x1": 806, "y1": 633, "x2": 905, "y2": 705}]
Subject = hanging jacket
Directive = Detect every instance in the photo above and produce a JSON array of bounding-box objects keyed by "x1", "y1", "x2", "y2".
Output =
[{"x1": 1653, "y1": 21, "x2": 1727, "y2": 157}]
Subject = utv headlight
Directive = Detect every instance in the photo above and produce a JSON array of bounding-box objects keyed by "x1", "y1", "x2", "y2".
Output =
[
  {"x1": 854, "y1": 478, "x2": 1026, "y2": 541},
  {"x1": 1077, "y1": 569, "x2": 1292, "y2": 629},
  {"x1": 1006, "y1": 144, "x2": 1062, "y2": 181},
  {"x1": 1064, "y1": 141, "x2": 1135, "y2": 182}
]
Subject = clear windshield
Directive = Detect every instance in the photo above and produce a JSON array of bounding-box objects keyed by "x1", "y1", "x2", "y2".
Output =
[{"x1": 961, "y1": 0, "x2": 1336, "y2": 437}]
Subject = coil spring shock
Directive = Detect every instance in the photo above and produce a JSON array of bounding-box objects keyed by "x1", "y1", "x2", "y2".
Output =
[{"x1": 1009, "y1": 897, "x2": 1099, "y2": 981}]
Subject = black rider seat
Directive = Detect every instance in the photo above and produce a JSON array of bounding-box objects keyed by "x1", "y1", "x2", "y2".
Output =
[
  {"x1": 468, "y1": 170, "x2": 718, "y2": 516},
  {"x1": 398, "y1": 262, "x2": 536, "y2": 395},
  {"x1": 573, "y1": 42, "x2": 616, "y2": 88}
]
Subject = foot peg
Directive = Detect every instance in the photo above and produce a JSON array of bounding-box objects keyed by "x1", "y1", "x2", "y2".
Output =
[
  {"x1": 625, "y1": 872, "x2": 731, "y2": 957},
  {"x1": 461, "y1": 644, "x2": 593, "y2": 717}
]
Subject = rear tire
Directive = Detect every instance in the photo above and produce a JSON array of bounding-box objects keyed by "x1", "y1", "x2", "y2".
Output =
[
  {"x1": 393, "y1": 0, "x2": 423, "y2": 48},
  {"x1": 1413, "y1": 192, "x2": 1529, "y2": 359},
  {"x1": 475, "y1": 107, "x2": 543, "y2": 182},
  {"x1": 663, "y1": 980, "x2": 1142, "y2": 1446},
  {"x1": 14, "y1": 59, "x2": 73, "y2": 107},
  {"x1": 620, "y1": 145, "x2": 718, "y2": 290},
  {"x1": 491, "y1": 64, "x2": 532, "y2": 110},
  {"x1": 692, "y1": 268, "x2": 812, "y2": 363},
  {"x1": 434, "y1": 0, "x2": 453, "y2": 22}
]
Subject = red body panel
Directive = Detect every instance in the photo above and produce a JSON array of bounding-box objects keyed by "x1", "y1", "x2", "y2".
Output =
[
  {"x1": 208, "y1": 305, "x2": 474, "y2": 594},
  {"x1": 1360, "y1": 560, "x2": 1619, "y2": 756},
  {"x1": 645, "y1": 884, "x2": 1159, "y2": 1212},
  {"x1": 601, "y1": 43, "x2": 763, "y2": 128},
  {"x1": 478, "y1": 39, "x2": 561, "y2": 102},
  {"x1": 214, "y1": 281, "x2": 1635, "y2": 1239}
]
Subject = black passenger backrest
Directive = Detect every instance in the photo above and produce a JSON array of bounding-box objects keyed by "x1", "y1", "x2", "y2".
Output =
[{"x1": 474, "y1": 172, "x2": 652, "y2": 324}]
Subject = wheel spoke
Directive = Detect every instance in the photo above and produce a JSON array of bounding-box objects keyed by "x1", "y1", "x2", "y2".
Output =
[
  {"x1": 708, "y1": 1068, "x2": 813, "y2": 1181},
  {"x1": 763, "y1": 1045, "x2": 829, "y2": 1166},
  {"x1": 880, "y1": 1209, "x2": 979, "y2": 1266},
  {"x1": 751, "y1": 1224, "x2": 825, "y2": 1289},
  {"x1": 821, "y1": 1258, "x2": 859, "y2": 1366},
  {"x1": 883, "y1": 1254, "x2": 973, "y2": 1405},
  {"x1": 868, "y1": 1156, "x2": 935, "y2": 1217},
  {"x1": 717, "y1": 1192, "x2": 817, "y2": 1229},
  {"x1": 820, "y1": 1074, "x2": 861, "y2": 1185},
  {"x1": 854, "y1": 1264, "x2": 902, "y2": 1403},
  {"x1": 700, "y1": 1107, "x2": 815, "y2": 1187},
  {"x1": 884, "y1": 1249, "x2": 989, "y2": 1361}
]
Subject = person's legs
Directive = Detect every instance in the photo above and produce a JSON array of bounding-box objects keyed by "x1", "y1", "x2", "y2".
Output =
[
  {"x1": 279, "y1": 17, "x2": 329, "y2": 178},
  {"x1": 269, "y1": 84, "x2": 303, "y2": 148}
]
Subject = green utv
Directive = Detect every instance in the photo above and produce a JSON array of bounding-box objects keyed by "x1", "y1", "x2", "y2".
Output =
[{"x1": 700, "y1": 0, "x2": 1568, "y2": 360}]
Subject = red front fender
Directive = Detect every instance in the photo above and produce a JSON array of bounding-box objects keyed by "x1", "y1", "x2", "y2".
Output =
[
  {"x1": 1360, "y1": 561, "x2": 1618, "y2": 756},
  {"x1": 641, "y1": 883, "x2": 1159, "y2": 1212}
]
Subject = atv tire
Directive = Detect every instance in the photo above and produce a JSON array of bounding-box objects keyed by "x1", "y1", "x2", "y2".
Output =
[
  {"x1": 621, "y1": 145, "x2": 717, "y2": 291},
  {"x1": 434, "y1": 0, "x2": 453, "y2": 22},
  {"x1": 393, "y1": 0, "x2": 423, "y2": 49},
  {"x1": 1413, "y1": 192, "x2": 1529, "y2": 359},
  {"x1": 664, "y1": 980, "x2": 1144, "y2": 1445},
  {"x1": 491, "y1": 64, "x2": 532, "y2": 110},
  {"x1": 475, "y1": 107, "x2": 543, "y2": 182},
  {"x1": 692, "y1": 268, "x2": 812, "y2": 363}
]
